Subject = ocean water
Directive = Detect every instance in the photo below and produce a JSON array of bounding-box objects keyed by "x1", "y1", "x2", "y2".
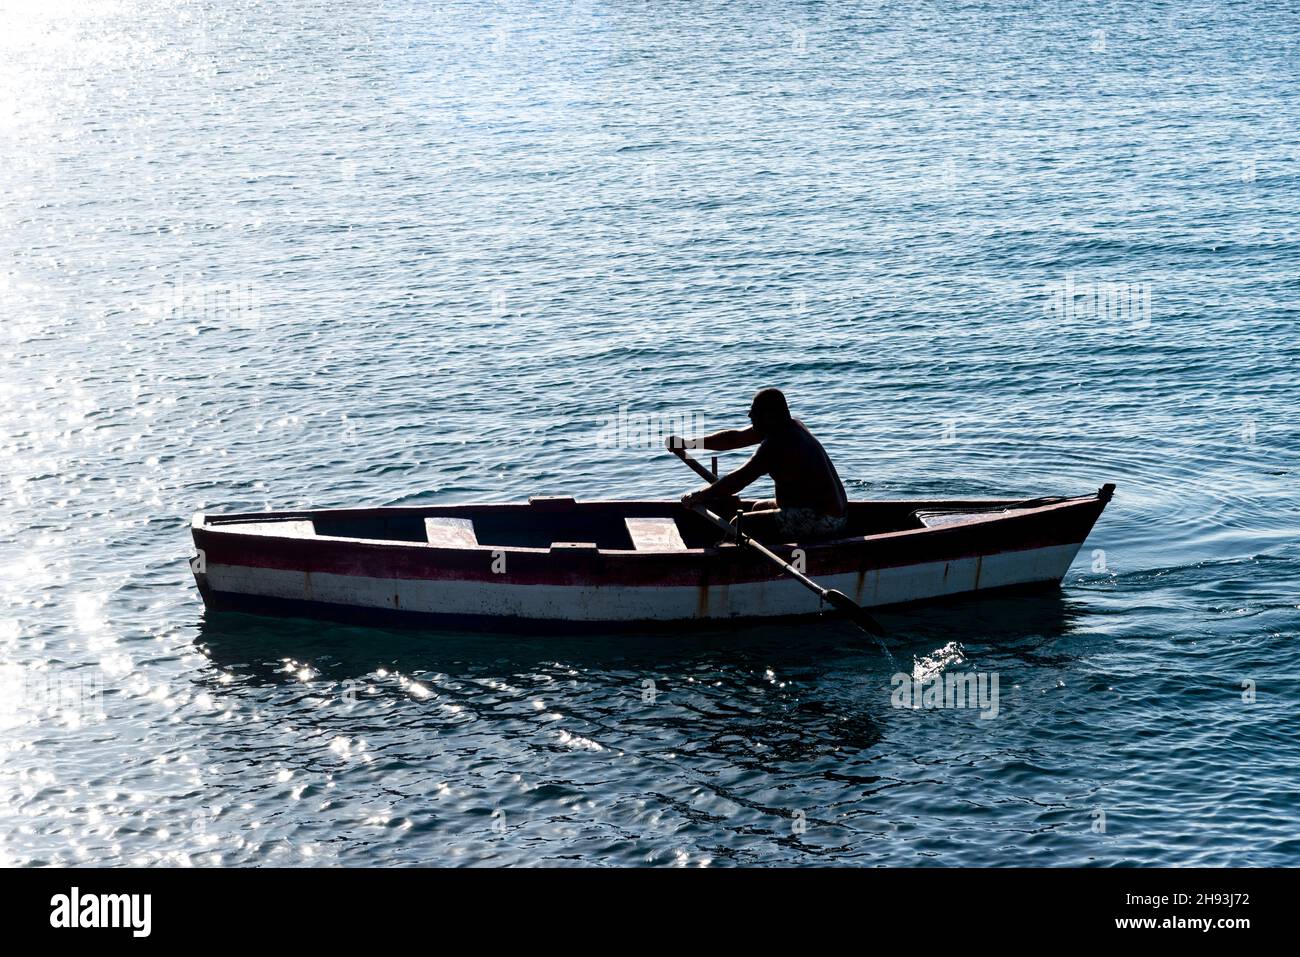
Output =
[{"x1": 1, "y1": 0, "x2": 1297, "y2": 866}]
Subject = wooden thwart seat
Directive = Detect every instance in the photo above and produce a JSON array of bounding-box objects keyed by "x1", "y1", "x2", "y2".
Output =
[
  {"x1": 624, "y1": 517, "x2": 688, "y2": 551},
  {"x1": 912, "y1": 506, "x2": 1038, "y2": 529},
  {"x1": 221, "y1": 520, "x2": 316, "y2": 538},
  {"x1": 424, "y1": 517, "x2": 479, "y2": 548}
]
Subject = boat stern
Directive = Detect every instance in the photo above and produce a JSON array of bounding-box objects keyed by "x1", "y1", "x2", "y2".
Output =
[{"x1": 189, "y1": 512, "x2": 211, "y2": 601}]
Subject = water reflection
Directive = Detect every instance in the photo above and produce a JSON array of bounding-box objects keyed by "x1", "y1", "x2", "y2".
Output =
[
  {"x1": 196, "y1": 592, "x2": 1078, "y2": 677},
  {"x1": 192, "y1": 592, "x2": 1080, "y2": 767}
]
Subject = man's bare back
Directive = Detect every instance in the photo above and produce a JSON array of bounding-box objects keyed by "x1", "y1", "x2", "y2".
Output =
[{"x1": 750, "y1": 417, "x2": 847, "y2": 517}]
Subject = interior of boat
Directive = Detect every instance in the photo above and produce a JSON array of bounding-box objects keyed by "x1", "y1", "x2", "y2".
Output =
[{"x1": 207, "y1": 495, "x2": 1049, "y2": 550}]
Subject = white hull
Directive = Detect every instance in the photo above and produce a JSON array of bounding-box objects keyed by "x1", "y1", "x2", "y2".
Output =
[{"x1": 203, "y1": 542, "x2": 1084, "y2": 623}]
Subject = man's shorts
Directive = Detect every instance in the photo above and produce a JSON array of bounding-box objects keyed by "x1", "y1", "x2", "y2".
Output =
[{"x1": 749, "y1": 500, "x2": 849, "y2": 540}]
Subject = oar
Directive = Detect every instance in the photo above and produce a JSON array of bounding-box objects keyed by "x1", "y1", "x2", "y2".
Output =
[
  {"x1": 668, "y1": 447, "x2": 887, "y2": 637},
  {"x1": 671, "y1": 444, "x2": 724, "y2": 484}
]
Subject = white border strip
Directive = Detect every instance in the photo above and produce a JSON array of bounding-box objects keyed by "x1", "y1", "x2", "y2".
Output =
[{"x1": 205, "y1": 543, "x2": 1084, "y2": 621}]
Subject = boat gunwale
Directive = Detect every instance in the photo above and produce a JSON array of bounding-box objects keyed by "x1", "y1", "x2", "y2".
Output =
[{"x1": 191, "y1": 489, "x2": 1111, "y2": 558}]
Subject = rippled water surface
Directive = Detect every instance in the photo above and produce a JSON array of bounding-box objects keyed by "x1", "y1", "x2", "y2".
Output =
[{"x1": 2, "y1": 0, "x2": 1298, "y2": 866}]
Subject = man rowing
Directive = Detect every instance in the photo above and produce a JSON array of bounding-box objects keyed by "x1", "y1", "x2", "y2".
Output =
[{"x1": 666, "y1": 387, "x2": 849, "y2": 542}]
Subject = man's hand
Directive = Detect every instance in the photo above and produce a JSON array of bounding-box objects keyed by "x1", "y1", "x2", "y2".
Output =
[
  {"x1": 680, "y1": 487, "x2": 709, "y2": 508},
  {"x1": 665, "y1": 434, "x2": 689, "y2": 452}
]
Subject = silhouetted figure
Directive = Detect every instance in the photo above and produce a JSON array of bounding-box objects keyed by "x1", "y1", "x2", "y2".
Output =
[{"x1": 668, "y1": 387, "x2": 848, "y2": 541}]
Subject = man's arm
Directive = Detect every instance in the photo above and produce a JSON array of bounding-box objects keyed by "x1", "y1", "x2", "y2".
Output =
[
  {"x1": 681, "y1": 450, "x2": 767, "y2": 508},
  {"x1": 665, "y1": 426, "x2": 761, "y2": 452}
]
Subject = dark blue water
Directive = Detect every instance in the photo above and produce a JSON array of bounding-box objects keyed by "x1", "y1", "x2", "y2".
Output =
[{"x1": 1, "y1": 0, "x2": 1297, "y2": 865}]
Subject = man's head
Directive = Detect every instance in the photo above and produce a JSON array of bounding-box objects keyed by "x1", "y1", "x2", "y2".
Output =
[{"x1": 748, "y1": 387, "x2": 791, "y2": 436}]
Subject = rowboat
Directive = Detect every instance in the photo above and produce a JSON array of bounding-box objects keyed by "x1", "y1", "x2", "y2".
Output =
[{"x1": 190, "y1": 484, "x2": 1114, "y2": 630}]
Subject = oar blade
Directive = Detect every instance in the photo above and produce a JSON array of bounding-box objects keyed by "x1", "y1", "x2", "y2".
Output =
[{"x1": 824, "y1": 589, "x2": 887, "y2": 637}]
